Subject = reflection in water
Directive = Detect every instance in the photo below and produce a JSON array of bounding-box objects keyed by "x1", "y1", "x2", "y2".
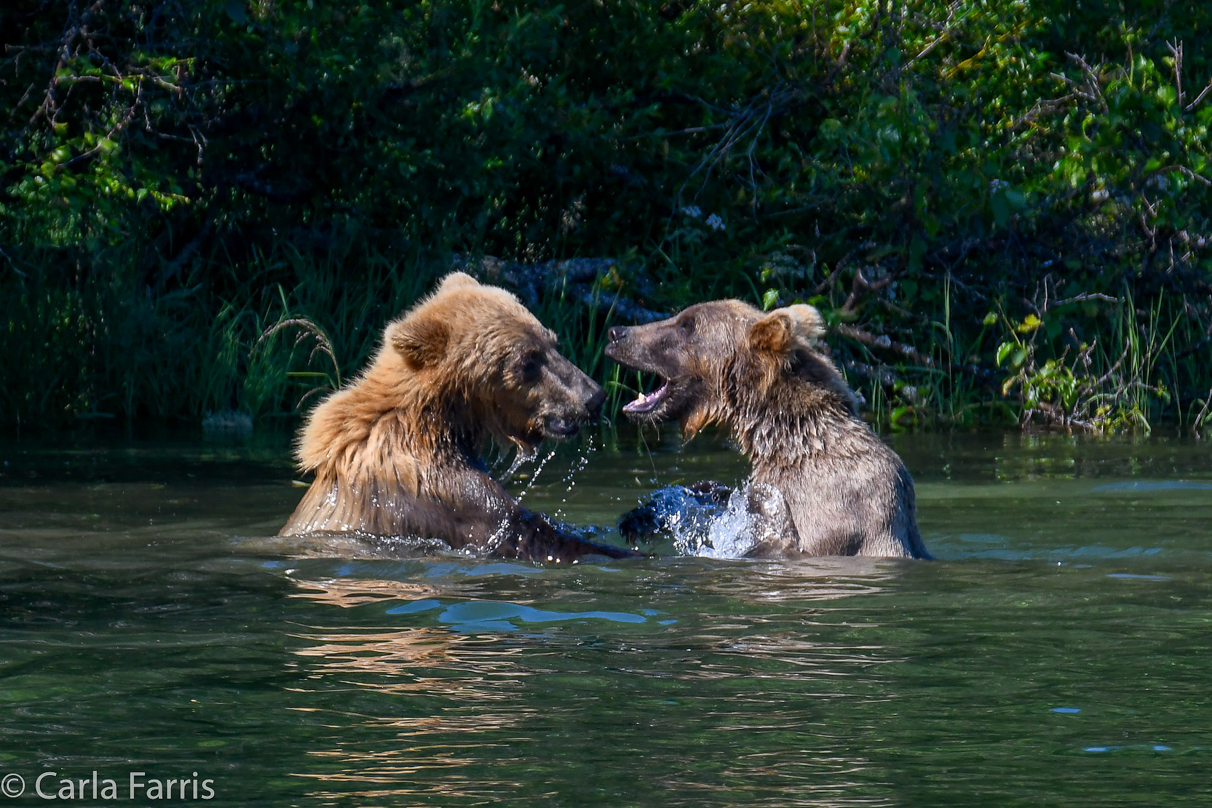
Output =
[
  {"x1": 288, "y1": 576, "x2": 540, "y2": 802},
  {"x1": 293, "y1": 626, "x2": 468, "y2": 695},
  {"x1": 289, "y1": 575, "x2": 455, "y2": 608},
  {"x1": 284, "y1": 563, "x2": 901, "y2": 805}
]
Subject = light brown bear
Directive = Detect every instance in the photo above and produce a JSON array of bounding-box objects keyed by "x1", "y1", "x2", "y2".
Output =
[
  {"x1": 605, "y1": 300, "x2": 930, "y2": 559},
  {"x1": 280, "y1": 272, "x2": 636, "y2": 562}
]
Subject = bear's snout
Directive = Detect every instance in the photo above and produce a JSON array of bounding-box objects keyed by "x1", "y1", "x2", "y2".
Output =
[
  {"x1": 542, "y1": 352, "x2": 606, "y2": 431},
  {"x1": 604, "y1": 326, "x2": 636, "y2": 365},
  {"x1": 585, "y1": 386, "x2": 607, "y2": 417},
  {"x1": 566, "y1": 373, "x2": 606, "y2": 421}
]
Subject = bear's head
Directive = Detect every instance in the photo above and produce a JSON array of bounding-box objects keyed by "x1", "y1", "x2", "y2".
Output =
[
  {"x1": 605, "y1": 300, "x2": 853, "y2": 439},
  {"x1": 385, "y1": 272, "x2": 605, "y2": 452}
]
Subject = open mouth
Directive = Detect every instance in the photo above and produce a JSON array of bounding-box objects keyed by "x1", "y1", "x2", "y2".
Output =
[{"x1": 623, "y1": 378, "x2": 669, "y2": 414}]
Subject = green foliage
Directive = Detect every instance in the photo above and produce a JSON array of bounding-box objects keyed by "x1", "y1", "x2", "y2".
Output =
[
  {"x1": 0, "y1": 230, "x2": 444, "y2": 425},
  {"x1": 1, "y1": 0, "x2": 1210, "y2": 430}
]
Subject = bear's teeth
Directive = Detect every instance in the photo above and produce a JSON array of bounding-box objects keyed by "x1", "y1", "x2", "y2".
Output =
[{"x1": 624, "y1": 380, "x2": 668, "y2": 413}]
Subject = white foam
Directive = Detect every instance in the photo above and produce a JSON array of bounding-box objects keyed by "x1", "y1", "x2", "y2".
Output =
[{"x1": 667, "y1": 483, "x2": 789, "y2": 559}]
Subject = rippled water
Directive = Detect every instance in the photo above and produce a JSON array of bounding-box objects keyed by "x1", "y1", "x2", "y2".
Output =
[{"x1": 1, "y1": 430, "x2": 1210, "y2": 806}]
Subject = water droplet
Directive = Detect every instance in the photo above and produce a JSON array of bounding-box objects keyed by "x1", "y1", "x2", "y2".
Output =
[{"x1": 516, "y1": 448, "x2": 556, "y2": 502}]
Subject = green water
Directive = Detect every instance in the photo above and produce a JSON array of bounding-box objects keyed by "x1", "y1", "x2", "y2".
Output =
[{"x1": 1, "y1": 431, "x2": 1210, "y2": 806}]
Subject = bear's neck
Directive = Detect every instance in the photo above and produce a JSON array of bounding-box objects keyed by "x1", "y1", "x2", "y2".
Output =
[
  {"x1": 300, "y1": 358, "x2": 491, "y2": 493},
  {"x1": 725, "y1": 363, "x2": 868, "y2": 467},
  {"x1": 731, "y1": 396, "x2": 863, "y2": 464}
]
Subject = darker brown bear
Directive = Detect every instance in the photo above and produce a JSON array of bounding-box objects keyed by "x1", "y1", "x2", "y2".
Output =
[
  {"x1": 279, "y1": 272, "x2": 635, "y2": 562},
  {"x1": 605, "y1": 300, "x2": 930, "y2": 559}
]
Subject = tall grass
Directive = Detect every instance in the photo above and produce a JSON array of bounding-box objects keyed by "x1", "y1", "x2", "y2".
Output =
[
  {"x1": 2, "y1": 231, "x2": 1209, "y2": 436},
  {"x1": 0, "y1": 230, "x2": 446, "y2": 429}
]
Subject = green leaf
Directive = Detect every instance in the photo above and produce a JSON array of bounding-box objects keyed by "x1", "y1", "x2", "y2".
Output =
[
  {"x1": 1016, "y1": 314, "x2": 1041, "y2": 332},
  {"x1": 890, "y1": 405, "x2": 916, "y2": 429},
  {"x1": 761, "y1": 288, "x2": 779, "y2": 311}
]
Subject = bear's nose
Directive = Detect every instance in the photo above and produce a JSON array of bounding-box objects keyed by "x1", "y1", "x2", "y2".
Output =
[
  {"x1": 586, "y1": 387, "x2": 607, "y2": 416},
  {"x1": 607, "y1": 326, "x2": 627, "y2": 343}
]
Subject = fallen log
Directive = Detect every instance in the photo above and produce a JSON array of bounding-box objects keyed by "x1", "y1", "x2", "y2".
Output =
[{"x1": 454, "y1": 255, "x2": 667, "y2": 324}]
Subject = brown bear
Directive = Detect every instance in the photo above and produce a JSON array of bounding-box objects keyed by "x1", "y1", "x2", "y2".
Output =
[
  {"x1": 605, "y1": 300, "x2": 930, "y2": 559},
  {"x1": 279, "y1": 272, "x2": 636, "y2": 562}
]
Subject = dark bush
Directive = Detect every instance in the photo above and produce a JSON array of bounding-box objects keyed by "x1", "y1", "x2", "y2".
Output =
[{"x1": 2, "y1": 0, "x2": 1210, "y2": 430}]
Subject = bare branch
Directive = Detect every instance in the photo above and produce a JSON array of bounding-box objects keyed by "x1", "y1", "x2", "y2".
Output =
[
  {"x1": 1185, "y1": 78, "x2": 1212, "y2": 112},
  {"x1": 835, "y1": 323, "x2": 937, "y2": 369},
  {"x1": 1167, "y1": 39, "x2": 1184, "y2": 107},
  {"x1": 1048, "y1": 292, "x2": 1119, "y2": 308}
]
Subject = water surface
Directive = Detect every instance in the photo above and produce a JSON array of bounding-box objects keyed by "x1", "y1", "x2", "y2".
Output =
[{"x1": 1, "y1": 430, "x2": 1210, "y2": 806}]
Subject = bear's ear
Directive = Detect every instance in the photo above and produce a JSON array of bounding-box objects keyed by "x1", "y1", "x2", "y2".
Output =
[
  {"x1": 388, "y1": 314, "x2": 449, "y2": 370},
  {"x1": 748, "y1": 304, "x2": 825, "y2": 354},
  {"x1": 438, "y1": 272, "x2": 480, "y2": 292}
]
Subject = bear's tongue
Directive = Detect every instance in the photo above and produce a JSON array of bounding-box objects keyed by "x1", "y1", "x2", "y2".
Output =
[{"x1": 623, "y1": 379, "x2": 669, "y2": 414}]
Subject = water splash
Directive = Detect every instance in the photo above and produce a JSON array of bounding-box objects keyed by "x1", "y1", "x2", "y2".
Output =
[
  {"x1": 555, "y1": 435, "x2": 597, "y2": 518},
  {"x1": 504, "y1": 443, "x2": 539, "y2": 479},
  {"x1": 632, "y1": 483, "x2": 792, "y2": 559},
  {"x1": 561, "y1": 434, "x2": 596, "y2": 493},
  {"x1": 515, "y1": 448, "x2": 557, "y2": 502},
  {"x1": 673, "y1": 486, "x2": 763, "y2": 559}
]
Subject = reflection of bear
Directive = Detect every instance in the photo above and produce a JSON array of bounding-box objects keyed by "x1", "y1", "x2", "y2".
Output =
[
  {"x1": 606, "y1": 300, "x2": 930, "y2": 559},
  {"x1": 280, "y1": 273, "x2": 635, "y2": 562}
]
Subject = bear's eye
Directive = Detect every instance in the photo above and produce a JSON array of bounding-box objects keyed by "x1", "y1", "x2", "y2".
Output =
[
  {"x1": 519, "y1": 351, "x2": 543, "y2": 381},
  {"x1": 679, "y1": 316, "x2": 696, "y2": 335}
]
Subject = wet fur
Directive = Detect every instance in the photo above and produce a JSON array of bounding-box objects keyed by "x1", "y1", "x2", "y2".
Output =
[
  {"x1": 281, "y1": 272, "x2": 633, "y2": 562},
  {"x1": 607, "y1": 300, "x2": 929, "y2": 559}
]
